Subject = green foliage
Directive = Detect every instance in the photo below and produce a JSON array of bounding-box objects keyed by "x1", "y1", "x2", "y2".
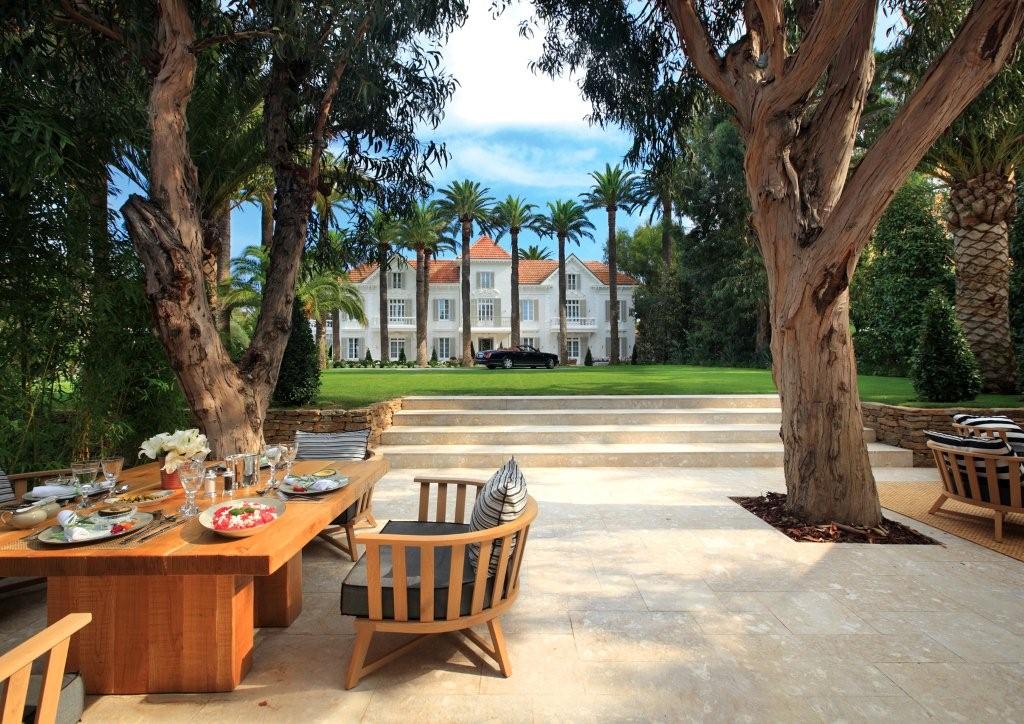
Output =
[
  {"x1": 398, "y1": 346, "x2": 407, "y2": 364},
  {"x1": 851, "y1": 175, "x2": 954, "y2": 376},
  {"x1": 364, "y1": 348, "x2": 373, "y2": 365},
  {"x1": 519, "y1": 245, "x2": 552, "y2": 260},
  {"x1": 584, "y1": 348, "x2": 594, "y2": 366},
  {"x1": 431, "y1": 347, "x2": 438, "y2": 363},
  {"x1": 273, "y1": 300, "x2": 321, "y2": 406},
  {"x1": 911, "y1": 291, "x2": 982, "y2": 402},
  {"x1": 631, "y1": 344, "x2": 639, "y2": 365}
]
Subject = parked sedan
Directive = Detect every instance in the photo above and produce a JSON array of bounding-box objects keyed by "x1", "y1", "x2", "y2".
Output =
[{"x1": 475, "y1": 345, "x2": 559, "y2": 369}]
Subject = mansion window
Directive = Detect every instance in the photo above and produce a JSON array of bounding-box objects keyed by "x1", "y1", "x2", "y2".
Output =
[
  {"x1": 605, "y1": 299, "x2": 628, "y2": 322},
  {"x1": 605, "y1": 336, "x2": 627, "y2": 359},
  {"x1": 391, "y1": 271, "x2": 404, "y2": 289},
  {"x1": 521, "y1": 336, "x2": 537, "y2": 349},
  {"x1": 435, "y1": 298, "x2": 453, "y2": 321},
  {"x1": 388, "y1": 298, "x2": 407, "y2": 320},
  {"x1": 477, "y1": 271, "x2": 495, "y2": 289},
  {"x1": 566, "y1": 273, "x2": 579, "y2": 291},
  {"x1": 477, "y1": 300, "x2": 494, "y2": 322},
  {"x1": 434, "y1": 337, "x2": 452, "y2": 360},
  {"x1": 520, "y1": 299, "x2": 536, "y2": 321},
  {"x1": 565, "y1": 299, "x2": 581, "y2": 320},
  {"x1": 346, "y1": 338, "x2": 361, "y2": 360},
  {"x1": 389, "y1": 338, "x2": 406, "y2": 361},
  {"x1": 567, "y1": 337, "x2": 581, "y2": 359}
]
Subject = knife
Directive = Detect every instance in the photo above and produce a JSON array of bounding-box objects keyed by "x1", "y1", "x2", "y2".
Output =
[
  {"x1": 134, "y1": 519, "x2": 186, "y2": 544},
  {"x1": 116, "y1": 513, "x2": 165, "y2": 545}
]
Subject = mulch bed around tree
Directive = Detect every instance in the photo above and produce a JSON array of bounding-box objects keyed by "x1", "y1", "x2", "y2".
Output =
[{"x1": 732, "y1": 492, "x2": 939, "y2": 544}]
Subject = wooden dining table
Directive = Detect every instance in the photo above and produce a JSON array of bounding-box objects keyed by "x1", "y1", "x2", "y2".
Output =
[{"x1": 0, "y1": 456, "x2": 389, "y2": 695}]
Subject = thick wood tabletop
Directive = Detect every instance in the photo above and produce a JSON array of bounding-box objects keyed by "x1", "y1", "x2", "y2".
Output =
[{"x1": 0, "y1": 457, "x2": 389, "y2": 578}]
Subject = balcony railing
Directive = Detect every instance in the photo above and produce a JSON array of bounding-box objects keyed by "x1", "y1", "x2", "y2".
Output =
[
  {"x1": 471, "y1": 315, "x2": 512, "y2": 328},
  {"x1": 549, "y1": 316, "x2": 597, "y2": 329},
  {"x1": 387, "y1": 316, "x2": 415, "y2": 327}
]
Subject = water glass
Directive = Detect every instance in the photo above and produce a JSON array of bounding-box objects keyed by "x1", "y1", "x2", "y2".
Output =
[
  {"x1": 263, "y1": 445, "x2": 282, "y2": 488},
  {"x1": 101, "y1": 457, "x2": 124, "y2": 488},
  {"x1": 178, "y1": 459, "x2": 205, "y2": 518},
  {"x1": 70, "y1": 460, "x2": 99, "y2": 509},
  {"x1": 279, "y1": 443, "x2": 297, "y2": 481}
]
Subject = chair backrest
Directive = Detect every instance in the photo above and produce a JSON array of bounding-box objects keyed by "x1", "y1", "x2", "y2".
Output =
[
  {"x1": 0, "y1": 613, "x2": 91, "y2": 723},
  {"x1": 0, "y1": 470, "x2": 15, "y2": 507},
  {"x1": 294, "y1": 429, "x2": 370, "y2": 460},
  {"x1": 928, "y1": 440, "x2": 1024, "y2": 509}
]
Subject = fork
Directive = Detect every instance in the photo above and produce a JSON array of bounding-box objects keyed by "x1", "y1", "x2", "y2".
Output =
[{"x1": 116, "y1": 512, "x2": 165, "y2": 545}]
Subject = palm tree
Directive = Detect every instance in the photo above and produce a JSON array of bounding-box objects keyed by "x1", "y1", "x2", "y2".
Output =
[
  {"x1": 221, "y1": 246, "x2": 366, "y2": 369},
  {"x1": 366, "y1": 210, "x2": 401, "y2": 362},
  {"x1": 581, "y1": 164, "x2": 639, "y2": 364},
  {"x1": 493, "y1": 196, "x2": 544, "y2": 346},
  {"x1": 400, "y1": 201, "x2": 456, "y2": 366},
  {"x1": 520, "y1": 244, "x2": 553, "y2": 260},
  {"x1": 438, "y1": 180, "x2": 495, "y2": 365},
  {"x1": 635, "y1": 156, "x2": 688, "y2": 272},
  {"x1": 537, "y1": 200, "x2": 595, "y2": 365}
]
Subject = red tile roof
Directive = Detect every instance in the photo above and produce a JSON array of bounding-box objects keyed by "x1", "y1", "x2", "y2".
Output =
[
  {"x1": 584, "y1": 262, "x2": 638, "y2": 286},
  {"x1": 467, "y1": 235, "x2": 512, "y2": 259},
  {"x1": 517, "y1": 260, "x2": 558, "y2": 284}
]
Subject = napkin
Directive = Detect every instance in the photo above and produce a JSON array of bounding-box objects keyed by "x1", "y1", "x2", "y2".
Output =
[
  {"x1": 30, "y1": 485, "x2": 77, "y2": 498},
  {"x1": 285, "y1": 475, "x2": 346, "y2": 491},
  {"x1": 63, "y1": 526, "x2": 107, "y2": 542}
]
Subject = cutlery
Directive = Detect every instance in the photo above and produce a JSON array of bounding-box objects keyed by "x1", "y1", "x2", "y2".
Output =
[
  {"x1": 134, "y1": 518, "x2": 186, "y2": 544},
  {"x1": 116, "y1": 512, "x2": 165, "y2": 545}
]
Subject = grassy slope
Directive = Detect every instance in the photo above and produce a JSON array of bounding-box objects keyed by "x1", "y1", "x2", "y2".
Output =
[{"x1": 316, "y1": 364, "x2": 1024, "y2": 409}]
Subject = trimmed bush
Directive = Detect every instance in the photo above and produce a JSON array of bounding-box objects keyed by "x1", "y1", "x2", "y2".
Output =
[
  {"x1": 631, "y1": 344, "x2": 639, "y2": 365},
  {"x1": 431, "y1": 347, "x2": 438, "y2": 363},
  {"x1": 364, "y1": 348, "x2": 373, "y2": 365},
  {"x1": 911, "y1": 290, "x2": 981, "y2": 402},
  {"x1": 398, "y1": 346, "x2": 407, "y2": 364},
  {"x1": 584, "y1": 348, "x2": 593, "y2": 366},
  {"x1": 273, "y1": 298, "x2": 321, "y2": 405}
]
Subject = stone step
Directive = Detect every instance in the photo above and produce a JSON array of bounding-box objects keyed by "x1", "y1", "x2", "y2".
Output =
[
  {"x1": 382, "y1": 424, "x2": 877, "y2": 446},
  {"x1": 391, "y1": 408, "x2": 784, "y2": 427},
  {"x1": 381, "y1": 442, "x2": 912, "y2": 469},
  {"x1": 400, "y1": 394, "x2": 781, "y2": 411}
]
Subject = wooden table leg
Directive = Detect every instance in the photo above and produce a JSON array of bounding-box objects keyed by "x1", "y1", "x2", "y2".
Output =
[
  {"x1": 47, "y1": 574, "x2": 254, "y2": 694},
  {"x1": 254, "y1": 551, "x2": 303, "y2": 627}
]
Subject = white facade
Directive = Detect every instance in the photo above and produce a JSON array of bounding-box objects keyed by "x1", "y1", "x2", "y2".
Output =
[{"x1": 330, "y1": 237, "x2": 637, "y2": 364}]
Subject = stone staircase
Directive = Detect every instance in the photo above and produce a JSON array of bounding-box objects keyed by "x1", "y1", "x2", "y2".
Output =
[{"x1": 381, "y1": 395, "x2": 915, "y2": 469}]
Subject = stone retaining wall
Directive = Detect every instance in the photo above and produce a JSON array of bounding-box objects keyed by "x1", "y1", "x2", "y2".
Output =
[
  {"x1": 263, "y1": 399, "x2": 402, "y2": 448},
  {"x1": 861, "y1": 402, "x2": 1024, "y2": 466}
]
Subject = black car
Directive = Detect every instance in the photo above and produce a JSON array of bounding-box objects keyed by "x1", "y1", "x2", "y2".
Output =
[{"x1": 475, "y1": 344, "x2": 559, "y2": 369}]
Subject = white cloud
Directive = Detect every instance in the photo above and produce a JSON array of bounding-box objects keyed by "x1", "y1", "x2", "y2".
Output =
[
  {"x1": 440, "y1": 0, "x2": 595, "y2": 135},
  {"x1": 440, "y1": 138, "x2": 599, "y2": 188}
]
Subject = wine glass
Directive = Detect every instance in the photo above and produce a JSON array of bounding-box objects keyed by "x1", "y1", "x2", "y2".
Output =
[
  {"x1": 70, "y1": 460, "x2": 99, "y2": 510},
  {"x1": 101, "y1": 457, "x2": 124, "y2": 489},
  {"x1": 279, "y1": 444, "x2": 297, "y2": 482},
  {"x1": 263, "y1": 444, "x2": 283, "y2": 490},
  {"x1": 178, "y1": 459, "x2": 205, "y2": 518}
]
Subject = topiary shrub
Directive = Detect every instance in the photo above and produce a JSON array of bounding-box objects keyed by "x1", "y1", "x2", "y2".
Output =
[
  {"x1": 631, "y1": 344, "x2": 639, "y2": 365},
  {"x1": 911, "y1": 290, "x2": 982, "y2": 402},
  {"x1": 584, "y1": 348, "x2": 593, "y2": 366},
  {"x1": 431, "y1": 347, "x2": 438, "y2": 363},
  {"x1": 364, "y1": 348, "x2": 373, "y2": 366},
  {"x1": 273, "y1": 298, "x2": 321, "y2": 406},
  {"x1": 398, "y1": 346, "x2": 407, "y2": 364}
]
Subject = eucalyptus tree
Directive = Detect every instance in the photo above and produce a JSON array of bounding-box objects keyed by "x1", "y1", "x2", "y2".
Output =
[
  {"x1": 438, "y1": 180, "x2": 495, "y2": 365},
  {"x1": 400, "y1": 201, "x2": 456, "y2": 366},
  {"x1": 525, "y1": 0, "x2": 1024, "y2": 526},
  {"x1": 581, "y1": 164, "x2": 640, "y2": 363},
  {"x1": 520, "y1": 245, "x2": 553, "y2": 260},
  {"x1": 492, "y1": 196, "x2": 543, "y2": 346},
  {"x1": 888, "y1": 2, "x2": 1024, "y2": 393},
  {"x1": 537, "y1": 200, "x2": 595, "y2": 364},
  {"x1": 54, "y1": 0, "x2": 464, "y2": 456}
]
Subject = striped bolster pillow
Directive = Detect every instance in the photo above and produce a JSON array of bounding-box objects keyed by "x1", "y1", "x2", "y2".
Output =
[
  {"x1": 926, "y1": 431, "x2": 1020, "y2": 503},
  {"x1": 294, "y1": 429, "x2": 370, "y2": 461},
  {"x1": 951, "y1": 414, "x2": 1024, "y2": 453},
  {"x1": 468, "y1": 458, "x2": 528, "y2": 574}
]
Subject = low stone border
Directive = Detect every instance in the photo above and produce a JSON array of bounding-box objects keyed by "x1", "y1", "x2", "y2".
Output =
[
  {"x1": 263, "y1": 399, "x2": 402, "y2": 447},
  {"x1": 862, "y1": 402, "x2": 1024, "y2": 467}
]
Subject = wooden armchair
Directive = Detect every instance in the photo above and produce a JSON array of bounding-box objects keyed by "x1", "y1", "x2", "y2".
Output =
[
  {"x1": 341, "y1": 476, "x2": 537, "y2": 689},
  {"x1": 928, "y1": 440, "x2": 1024, "y2": 541},
  {"x1": 0, "y1": 613, "x2": 91, "y2": 724}
]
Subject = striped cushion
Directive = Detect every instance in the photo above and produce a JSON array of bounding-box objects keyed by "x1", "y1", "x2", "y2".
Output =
[
  {"x1": 0, "y1": 468, "x2": 14, "y2": 505},
  {"x1": 468, "y1": 458, "x2": 528, "y2": 573},
  {"x1": 951, "y1": 414, "x2": 1024, "y2": 453},
  {"x1": 294, "y1": 429, "x2": 370, "y2": 461},
  {"x1": 926, "y1": 431, "x2": 1021, "y2": 505}
]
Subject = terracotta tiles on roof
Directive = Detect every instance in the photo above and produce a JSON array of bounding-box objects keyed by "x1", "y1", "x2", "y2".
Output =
[
  {"x1": 517, "y1": 260, "x2": 558, "y2": 284},
  {"x1": 583, "y1": 262, "x2": 638, "y2": 286},
  {"x1": 467, "y1": 235, "x2": 512, "y2": 259}
]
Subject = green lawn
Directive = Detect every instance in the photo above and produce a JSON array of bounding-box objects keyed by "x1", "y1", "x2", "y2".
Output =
[{"x1": 317, "y1": 364, "x2": 1024, "y2": 409}]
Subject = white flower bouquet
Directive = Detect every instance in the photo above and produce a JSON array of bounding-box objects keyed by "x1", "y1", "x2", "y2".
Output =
[{"x1": 139, "y1": 429, "x2": 211, "y2": 472}]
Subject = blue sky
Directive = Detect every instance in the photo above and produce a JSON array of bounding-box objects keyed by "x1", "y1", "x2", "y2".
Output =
[{"x1": 113, "y1": 2, "x2": 905, "y2": 263}]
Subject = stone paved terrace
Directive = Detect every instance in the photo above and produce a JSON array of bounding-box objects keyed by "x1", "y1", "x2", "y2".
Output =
[{"x1": 2, "y1": 465, "x2": 1023, "y2": 723}]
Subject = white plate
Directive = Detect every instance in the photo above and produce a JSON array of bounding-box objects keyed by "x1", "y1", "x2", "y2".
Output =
[
  {"x1": 199, "y1": 497, "x2": 286, "y2": 538},
  {"x1": 106, "y1": 490, "x2": 175, "y2": 506},
  {"x1": 279, "y1": 477, "x2": 348, "y2": 496},
  {"x1": 37, "y1": 512, "x2": 155, "y2": 546},
  {"x1": 24, "y1": 486, "x2": 77, "y2": 501}
]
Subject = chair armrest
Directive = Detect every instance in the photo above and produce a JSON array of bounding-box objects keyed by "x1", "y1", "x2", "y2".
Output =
[{"x1": 413, "y1": 477, "x2": 487, "y2": 524}]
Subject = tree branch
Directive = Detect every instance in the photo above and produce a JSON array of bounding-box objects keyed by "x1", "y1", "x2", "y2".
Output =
[
  {"x1": 766, "y1": 0, "x2": 864, "y2": 110},
  {"x1": 663, "y1": 0, "x2": 740, "y2": 109},
  {"x1": 191, "y1": 29, "x2": 277, "y2": 53},
  {"x1": 753, "y1": 0, "x2": 785, "y2": 79},
  {"x1": 57, "y1": 0, "x2": 123, "y2": 43}
]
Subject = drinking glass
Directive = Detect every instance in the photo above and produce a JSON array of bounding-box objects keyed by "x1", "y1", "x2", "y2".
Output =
[
  {"x1": 178, "y1": 458, "x2": 205, "y2": 518},
  {"x1": 279, "y1": 444, "x2": 297, "y2": 481},
  {"x1": 263, "y1": 445, "x2": 283, "y2": 490},
  {"x1": 101, "y1": 457, "x2": 124, "y2": 488},
  {"x1": 70, "y1": 460, "x2": 99, "y2": 509}
]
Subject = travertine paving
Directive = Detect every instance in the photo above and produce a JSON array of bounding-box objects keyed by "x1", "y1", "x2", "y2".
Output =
[{"x1": 2, "y1": 465, "x2": 1022, "y2": 723}]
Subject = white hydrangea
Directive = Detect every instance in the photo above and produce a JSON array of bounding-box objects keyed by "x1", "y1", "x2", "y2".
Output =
[{"x1": 139, "y1": 429, "x2": 210, "y2": 472}]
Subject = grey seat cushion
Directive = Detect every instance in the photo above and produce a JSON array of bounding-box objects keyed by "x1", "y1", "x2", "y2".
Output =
[
  {"x1": 331, "y1": 502, "x2": 359, "y2": 525},
  {"x1": 0, "y1": 672, "x2": 85, "y2": 724},
  {"x1": 341, "y1": 521, "x2": 493, "y2": 619}
]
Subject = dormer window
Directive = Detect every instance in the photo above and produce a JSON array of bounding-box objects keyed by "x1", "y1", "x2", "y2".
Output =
[
  {"x1": 477, "y1": 271, "x2": 495, "y2": 289},
  {"x1": 566, "y1": 273, "x2": 579, "y2": 291},
  {"x1": 391, "y1": 271, "x2": 404, "y2": 289}
]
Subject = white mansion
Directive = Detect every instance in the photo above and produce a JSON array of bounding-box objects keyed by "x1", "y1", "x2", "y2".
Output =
[{"x1": 330, "y1": 235, "x2": 638, "y2": 363}]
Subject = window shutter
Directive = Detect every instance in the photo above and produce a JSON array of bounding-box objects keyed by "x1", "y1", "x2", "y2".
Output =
[
  {"x1": 620, "y1": 300, "x2": 627, "y2": 319},
  {"x1": 605, "y1": 300, "x2": 610, "y2": 321},
  {"x1": 451, "y1": 300, "x2": 458, "y2": 321},
  {"x1": 494, "y1": 299, "x2": 501, "y2": 323},
  {"x1": 579, "y1": 299, "x2": 587, "y2": 318},
  {"x1": 432, "y1": 299, "x2": 438, "y2": 321}
]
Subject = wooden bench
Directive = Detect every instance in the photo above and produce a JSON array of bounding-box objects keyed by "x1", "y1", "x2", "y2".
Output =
[
  {"x1": 342, "y1": 476, "x2": 537, "y2": 689},
  {"x1": 927, "y1": 439, "x2": 1024, "y2": 541}
]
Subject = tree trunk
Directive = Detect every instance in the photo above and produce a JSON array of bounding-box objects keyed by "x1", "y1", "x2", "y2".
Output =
[
  {"x1": 947, "y1": 172, "x2": 1019, "y2": 393},
  {"x1": 315, "y1": 318, "x2": 327, "y2": 370},
  {"x1": 661, "y1": 194, "x2": 673, "y2": 270},
  {"x1": 415, "y1": 247, "x2": 428, "y2": 367},
  {"x1": 260, "y1": 194, "x2": 274, "y2": 248},
  {"x1": 378, "y1": 243, "x2": 389, "y2": 362},
  {"x1": 331, "y1": 309, "x2": 341, "y2": 363},
  {"x1": 510, "y1": 228, "x2": 521, "y2": 346},
  {"x1": 460, "y1": 218, "x2": 473, "y2": 365},
  {"x1": 558, "y1": 234, "x2": 568, "y2": 365},
  {"x1": 216, "y1": 205, "x2": 231, "y2": 335},
  {"x1": 608, "y1": 206, "x2": 620, "y2": 364}
]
